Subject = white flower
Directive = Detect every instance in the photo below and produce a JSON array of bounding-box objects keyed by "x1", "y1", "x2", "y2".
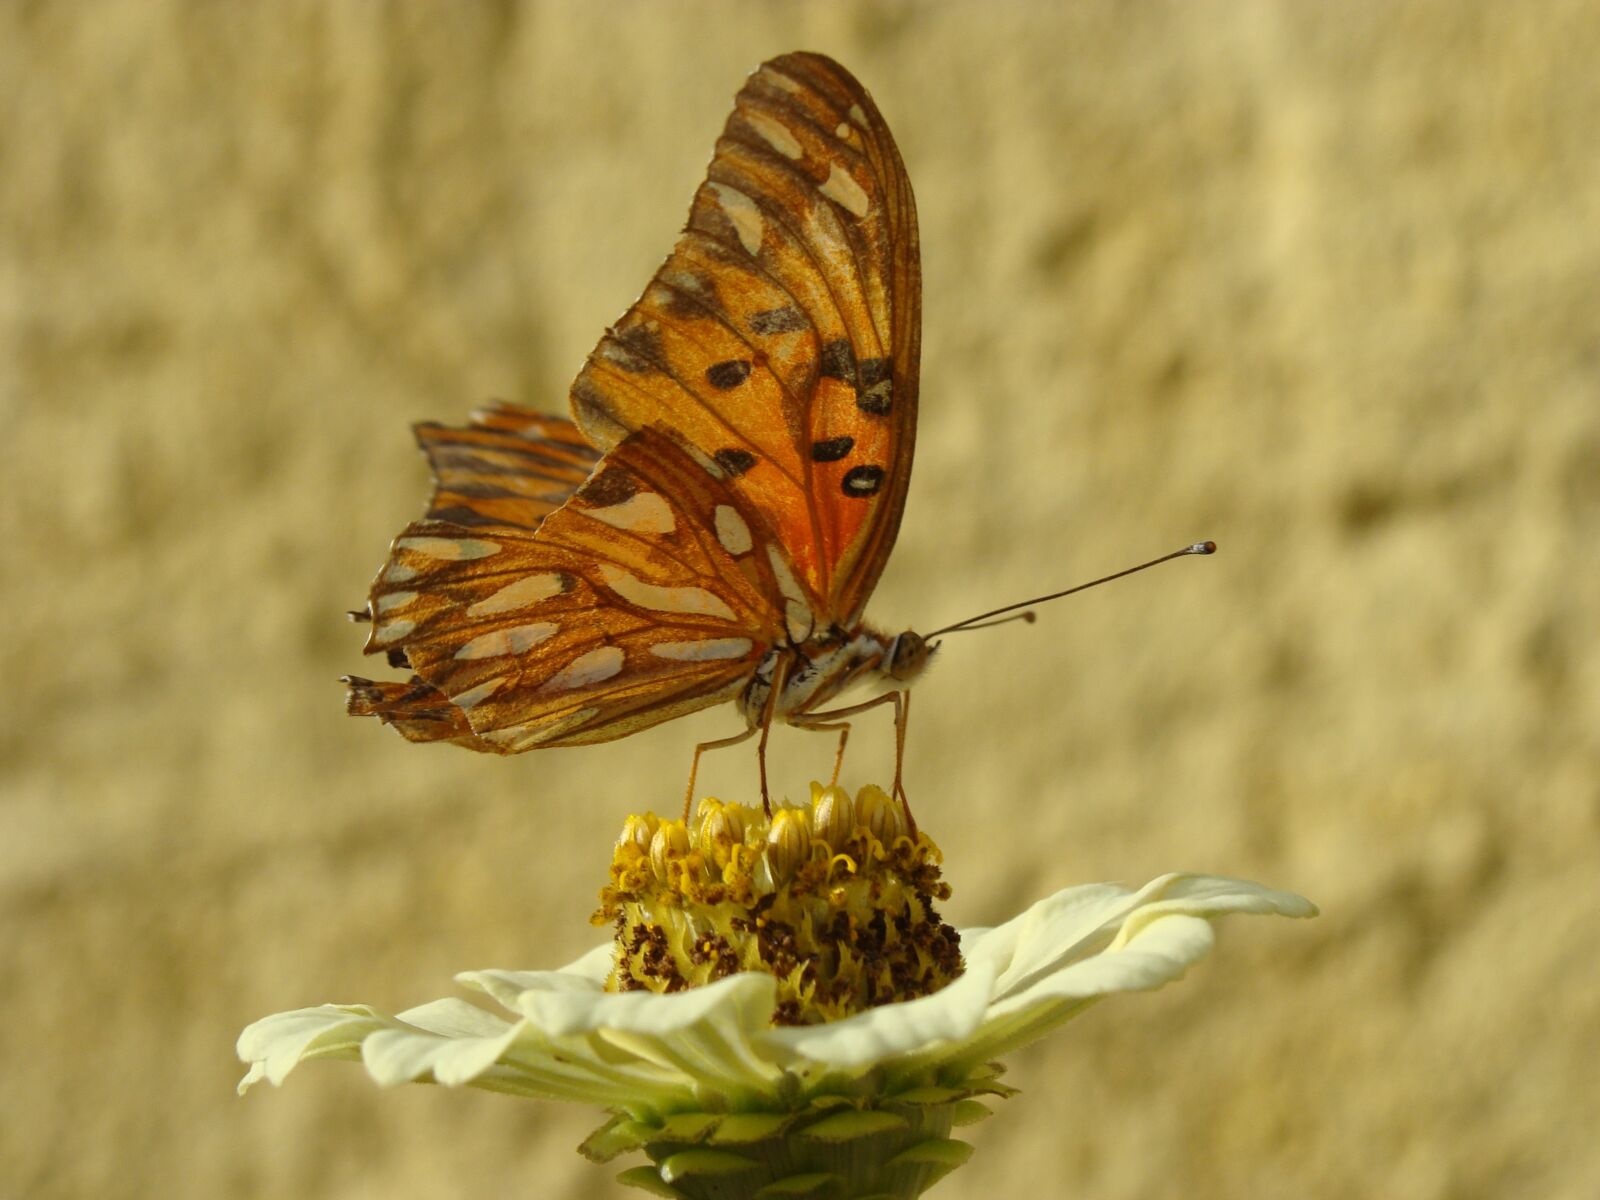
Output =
[{"x1": 238, "y1": 872, "x2": 1315, "y2": 1117}]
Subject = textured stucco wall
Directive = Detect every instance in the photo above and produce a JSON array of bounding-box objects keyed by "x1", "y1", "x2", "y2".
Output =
[{"x1": 5, "y1": 2, "x2": 1598, "y2": 1197}]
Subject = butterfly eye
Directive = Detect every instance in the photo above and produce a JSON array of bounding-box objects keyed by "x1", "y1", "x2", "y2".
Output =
[{"x1": 886, "y1": 631, "x2": 930, "y2": 682}]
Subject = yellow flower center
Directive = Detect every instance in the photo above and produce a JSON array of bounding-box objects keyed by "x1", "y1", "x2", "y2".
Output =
[{"x1": 594, "y1": 783, "x2": 964, "y2": 1025}]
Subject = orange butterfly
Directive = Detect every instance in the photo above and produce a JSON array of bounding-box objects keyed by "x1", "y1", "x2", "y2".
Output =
[{"x1": 345, "y1": 53, "x2": 929, "y2": 814}]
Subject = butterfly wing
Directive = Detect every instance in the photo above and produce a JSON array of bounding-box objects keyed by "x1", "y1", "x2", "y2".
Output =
[
  {"x1": 568, "y1": 51, "x2": 920, "y2": 630},
  {"x1": 344, "y1": 406, "x2": 604, "y2": 750},
  {"x1": 354, "y1": 426, "x2": 785, "y2": 753},
  {"x1": 343, "y1": 673, "x2": 483, "y2": 749},
  {"x1": 413, "y1": 403, "x2": 602, "y2": 532}
]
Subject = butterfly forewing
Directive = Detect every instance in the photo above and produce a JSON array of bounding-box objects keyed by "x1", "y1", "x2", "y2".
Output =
[
  {"x1": 362, "y1": 427, "x2": 787, "y2": 753},
  {"x1": 415, "y1": 404, "x2": 601, "y2": 532},
  {"x1": 568, "y1": 51, "x2": 920, "y2": 628}
]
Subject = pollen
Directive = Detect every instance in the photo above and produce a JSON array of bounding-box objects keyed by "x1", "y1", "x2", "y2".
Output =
[{"x1": 594, "y1": 783, "x2": 963, "y2": 1025}]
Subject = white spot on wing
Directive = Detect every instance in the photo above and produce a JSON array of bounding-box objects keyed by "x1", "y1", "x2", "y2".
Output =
[
  {"x1": 481, "y1": 707, "x2": 600, "y2": 750},
  {"x1": 383, "y1": 561, "x2": 418, "y2": 583},
  {"x1": 682, "y1": 443, "x2": 727, "y2": 480},
  {"x1": 584, "y1": 491, "x2": 676, "y2": 535},
  {"x1": 715, "y1": 505, "x2": 753, "y2": 556},
  {"x1": 454, "y1": 622, "x2": 558, "y2": 661},
  {"x1": 765, "y1": 546, "x2": 815, "y2": 643},
  {"x1": 747, "y1": 112, "x2": 803, "y2": 160},
  {"x1": 540, "y1": 645, "x2": 625, "y2": 692},
  {"x1": 835, "y1": 121, "x2": 851, "y2": 140},
  {"x1": 767, "y1": 545, "x2": 808, "y2": 607},
  {"x1": 784, "y1": 601, "x2": 813, "y2": 644},
  {"x1": 467, "y1": 573, "x2": 567, "y2": 617},
  {"x1": 761, "y1": 66, "x2": 803, "y2": 93},
  {"x1": 661, "y1": 269, "x2": 707, "y2": 294},
  {"x1": 451, "y1": 676, "x2": 507, "y2": 709},
  {"x1": 375, "y1": 591, "x2": 416, "y2": 614},
  {"x1": 372, "y1": 619, "x2": 416, "y2": 646},
  {"x1": 849, "y1": 103, "x2": 868, "y2": 126},
  {"x1": 396, "y1": 536, "x2": 500, "y2": 561},
  {"x1": 709, "y1": 182, "x2": 764, "y2": 256},
  {"x1": 598, "y1": 564, "x2": 737, "y2": 621},
  {"x1": 650, "y1": 637, "x2": 754, "y2": 662},
  {"x1": 819, "y1": 164, "x2": 870, "y2": 219}
]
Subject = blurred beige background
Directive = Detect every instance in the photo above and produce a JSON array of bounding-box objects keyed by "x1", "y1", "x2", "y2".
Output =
[{"x1": 5, "y1": 2, "x2": 1598, "y2": 1197}]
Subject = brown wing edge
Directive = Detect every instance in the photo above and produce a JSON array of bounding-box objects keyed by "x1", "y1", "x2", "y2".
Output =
[{"x1": 343, "y1": 674, "x2": 506, "y2": 753}]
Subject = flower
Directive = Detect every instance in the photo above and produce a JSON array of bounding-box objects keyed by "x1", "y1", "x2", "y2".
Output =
[
  {"x1": 599, "y1": 785, "x2": 963, "y2": 1025},
  {"x1": 238, "y1": 784, "x2": 1315, "y2": 1198}
]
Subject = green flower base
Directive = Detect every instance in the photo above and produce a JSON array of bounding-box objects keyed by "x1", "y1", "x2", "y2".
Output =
[{"x1": 583, "y1": 1068, "x2": 1016, "y2": 1200}]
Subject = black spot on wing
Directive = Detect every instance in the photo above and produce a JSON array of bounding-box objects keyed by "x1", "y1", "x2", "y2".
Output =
[
  {"x1": 427, "y1": 443, "x2": 592, "y2": 477},
  {"x1": 818, "y1": 338, "x2": 856, "y2": 383},
  {"x1": 714, "y1": 448, "x2": 758, "y2": 477},
  {"x1": 427, "y1": 503, "x2": 509, "y2": 528},
  {"x1": 580, "y1": 463, "x2": 640, "y2": 506},
  {"x1": 811, "y1": 436, "x2": 854, "y2": 462},
  {"x1": 706, "y1": 359, "x2": 753, "y2": 390},
  {"x1": 605, "y1": 323, "x2": 665, "y2": 374},
  {"x1": 570, "y1": 377, "x2": 610, "y2": 428},
  {"x1": 660, "y1": 272, "x2": 718, "y2": 319},
  {"x1": 749, "y1": 306, "x2": 808, "y2": 334},
  {"x1": 430, "y1": 481, "x2": 530, "y2": 501},
  {"x1": 841, "y1": 465, "x2": 885, "y2": 497},
  {"x1": 856, "y1": 357, "x2": 893, "y2": 416}
]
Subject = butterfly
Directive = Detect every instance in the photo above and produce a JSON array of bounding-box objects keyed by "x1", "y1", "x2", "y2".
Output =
[{"x1": 344, "y1": 52, "x2": 927, "y2": 815}]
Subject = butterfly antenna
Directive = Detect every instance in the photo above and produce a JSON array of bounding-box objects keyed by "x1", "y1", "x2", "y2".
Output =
[
  {"x1": 927, "y1": 541, "x2": 1216, "y2": 637},
  {"x1": 944, "y1": 610, "x2": 1038, "y2": 633}
]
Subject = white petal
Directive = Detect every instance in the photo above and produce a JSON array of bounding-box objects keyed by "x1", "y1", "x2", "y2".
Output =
[
  {"x1": 237, "y1": 873, "x2": 1314, "y2": 1107},
  {"x1": 517, "y1": 974, "x2": 784, "y2": 1091},
  {"x1": 235, "y1": 1004, "x2": 389, "y2": 1092},
  {"x1": 927, "y1": 875, "x2": 1315, "y2": 1074},
  {"x1": 395, "y1": 997, "x2": 515, "y2": 1038},
  {"x1": 758, "y1": 961, "x2": 998, "y2": 1071}
]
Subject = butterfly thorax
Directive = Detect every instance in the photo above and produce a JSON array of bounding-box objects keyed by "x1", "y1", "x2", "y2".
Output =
[{"x1": 741, "y1": 627, "x2": 932, "y2": 727}]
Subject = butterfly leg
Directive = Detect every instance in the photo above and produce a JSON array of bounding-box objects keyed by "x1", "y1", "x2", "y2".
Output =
[
  {"x1": 785, "y1": 718, "x2": 852, "y2": 786},
  {"x1": 751, "y1": 656, "x2": 791, "y2": 816},
  {"x1": 892, "y1": 691, "x2": 916, "y2": 839},
  {"x1": 685, "y1": 657, "x2": 792, "y2": 819},
  {"x1": 792, "y1": 690, "x2": 917, "y2": 832},
  {"x1": 684, "y1": 727, "x2": 757, "y2": 821}
]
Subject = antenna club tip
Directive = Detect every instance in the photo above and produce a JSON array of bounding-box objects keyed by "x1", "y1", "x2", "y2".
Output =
[
  {"x1": 1021, "y1": 611, "x2": 1037, "y2": 624},
  {"x1": 1191, "y1": 540, "x2": 1217, "y2": 555}
]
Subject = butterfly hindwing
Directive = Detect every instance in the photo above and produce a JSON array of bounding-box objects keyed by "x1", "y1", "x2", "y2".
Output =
[
  {"x1": 568, "y1": 51, "x2": 920, "y2": 628},
  {"x1": 359, "y1": 427, "x2": 788, "y2": 753},
  {"x1": 343, "y1": 674, "x2": 485, "y2": 749}
]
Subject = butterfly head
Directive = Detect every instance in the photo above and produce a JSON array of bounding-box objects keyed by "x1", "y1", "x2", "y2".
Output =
[{"x1": 884, "y1": 630, "x2": 935, "y2": 684}]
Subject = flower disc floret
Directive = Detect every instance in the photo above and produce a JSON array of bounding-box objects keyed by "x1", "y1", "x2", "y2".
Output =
[{"x1": 595, "y1": 783, "x2": 963, "y2": 1025}]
